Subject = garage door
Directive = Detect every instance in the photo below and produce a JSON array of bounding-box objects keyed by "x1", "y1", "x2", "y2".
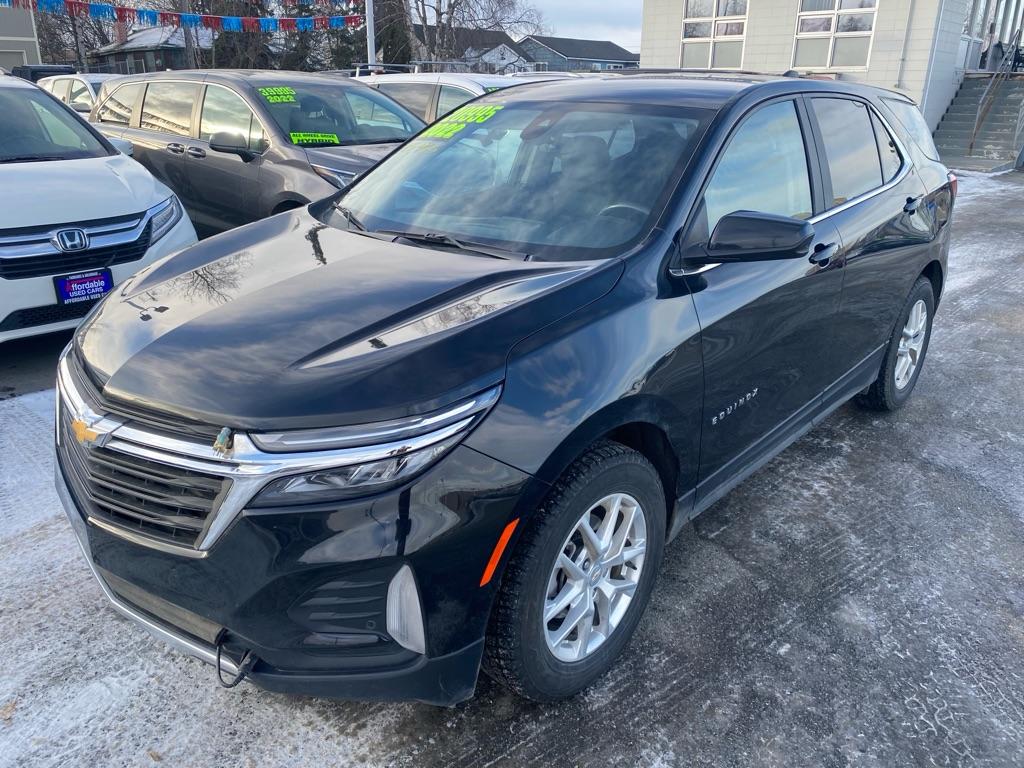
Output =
[{"x1": 0, "y1": 50, "x2": 28, "y2": 70}]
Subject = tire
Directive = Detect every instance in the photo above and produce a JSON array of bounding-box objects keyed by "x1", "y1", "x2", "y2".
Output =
[
  {"x1": 483, "y1": 441, "x2": 666, "y2": 702},
  {"x1": 856, "y1": 276, "x2": 936, "y2": 412}
]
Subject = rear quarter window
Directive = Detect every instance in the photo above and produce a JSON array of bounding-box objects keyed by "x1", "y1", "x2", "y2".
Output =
[{"x1": 883, "y1": 98, "x2": 940, "y2": 162}]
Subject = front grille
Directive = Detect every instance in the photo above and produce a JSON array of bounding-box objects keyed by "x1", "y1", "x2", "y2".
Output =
[
  {"x1": 0, "y1": 223, "x2": 151, "y2": 280},
  {"x1": 58, "y1": 404, "x2": 229, "y2": 548},
  {"x1": 0, "y1": 298, "x2": 98, "y2": 332}
]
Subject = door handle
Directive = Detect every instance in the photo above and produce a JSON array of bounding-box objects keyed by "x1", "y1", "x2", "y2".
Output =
[
  {"x1": 904, "y1": 195, "x2": 924, "y2": 214},
  {"x1": 809, "y1": 242, "x2": 838, "y2": 268},
  {"x1": 186, "y1": 147, "x2": 207, "y2": 159},
  {"x1": 166, "y1": 143, "x2": 185, "y2": 154}
]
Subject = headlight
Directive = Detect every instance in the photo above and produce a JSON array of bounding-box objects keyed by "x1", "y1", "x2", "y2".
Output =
[
  {"x1": 312, "y1": 164, "x2": 356, "y2": 189},
  {"x1": 149, "y1": 196, "x2": 183, "y2": 243},
  {"x1": 248, "y1": 385, "x2": 500, "y2": 507}
]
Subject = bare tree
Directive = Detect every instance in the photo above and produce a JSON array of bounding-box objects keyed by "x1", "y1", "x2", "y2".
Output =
[{"x1": 410, "y1": 0, "x2": 543, "y2": 61}]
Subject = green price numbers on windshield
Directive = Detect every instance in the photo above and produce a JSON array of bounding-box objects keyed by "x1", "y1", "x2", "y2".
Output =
[
  {"x1": 259, "y1": 87, "x2": 297, "y2": 103},
  {"x1": 422, "y1": 104, "x2": 504, "y2": 139}
]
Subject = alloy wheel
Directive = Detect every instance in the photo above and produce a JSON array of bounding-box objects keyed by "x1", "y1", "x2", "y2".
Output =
[
  {"x1": 895, "y1": 298, "x2": 928, "y2": 390},
  {"x1": 543, "y1": 493, "x2": 648, "y2": 663}
]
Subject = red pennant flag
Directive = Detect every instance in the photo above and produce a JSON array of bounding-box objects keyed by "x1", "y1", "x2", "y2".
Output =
[
  {"x1": 313, "y1": 15, "x2": 329, "y2": 29},
  {"x1": 241, "y1": 16, "x2": 260, "y2": 31},
  {"x1": 345, "y1": 14, "x2": 361, "y2": 27},
  {"x1": 201, "y1": 14, "x2": 222, "y2": 29},
  {"x1": 278, "y1": 16, "x2": 297, "y2": 30},
  {"x1": 159, "y1": 11, "x2": 181, "y2": 26},
  {"x1": 65, "y1": 0, "x2": 90, "y2": 17},
  {"x1": 115, "y1": 6, "x2": 135, "y2": 22}
]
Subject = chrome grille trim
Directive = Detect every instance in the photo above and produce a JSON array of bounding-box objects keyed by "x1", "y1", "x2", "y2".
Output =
[
  {"x1": 57, "y1": 352, "x2": 485, "y2": 554},
  {"x1": 0, "y1": 210, "x2": 148, "y2": 260}
]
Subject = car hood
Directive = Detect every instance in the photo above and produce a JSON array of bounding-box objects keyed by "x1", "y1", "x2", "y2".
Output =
[
  {"x1": 75, "y1": 206, "x2": 621, "y2": 431},
  {"x1": 0, "y1": 154, "x2": 169, "y2": 229},
  {"x1": 303, "y1": 143, "x2": 401, "y2": 174}
]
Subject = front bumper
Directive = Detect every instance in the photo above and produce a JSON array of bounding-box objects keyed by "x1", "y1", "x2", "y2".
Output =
[
  {"x1": 55, "y1": 436, "x2": 531, "y2": 705},
  {"x1": 0, "y1": 212, "x2": 196, "y2": 344}
]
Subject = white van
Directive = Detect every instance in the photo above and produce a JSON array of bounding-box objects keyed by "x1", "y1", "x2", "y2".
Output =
[{"x1": 0, "y1": 76, "x2": 196, "y2": 344}]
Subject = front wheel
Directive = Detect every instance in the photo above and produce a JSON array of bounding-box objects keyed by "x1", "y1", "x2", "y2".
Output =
[
  {"x1": 483, "y1": 441, "x2": 666, "y2": 702},
  {"x1": 856, "y1": 276, "x2": 936, "y2": 411}
]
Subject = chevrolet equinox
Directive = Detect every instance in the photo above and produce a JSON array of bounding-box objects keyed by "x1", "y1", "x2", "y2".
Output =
[{"x1": 55, "y1": 74, "x2": 954, "y2": 705}]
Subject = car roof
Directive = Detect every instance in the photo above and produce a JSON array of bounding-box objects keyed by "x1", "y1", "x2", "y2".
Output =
[
  {"x1": 0, "y1": 75, "x2": 36, "y2": 90},
  {"x1": 355, "y1": 72, "x2": 520, "y2": 90},
  {"x1": 481, "y1": 72, "x2": 912, "y2": 109},
  {"x1": 110, "y1": 69, "x2": 369, "y2": 89}
]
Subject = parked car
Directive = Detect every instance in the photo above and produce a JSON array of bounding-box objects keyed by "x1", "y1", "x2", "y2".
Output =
[
  {"x1": 55, "y1": 74, "x2": 953, "y2": 705},
  {"x1": 10, "y1": 64, "x2": 75, "y2": 82},
  {"x1": 0, "y1": 75, "x2": 196, "y2": 345},
  {"x1": 89, "y1": 70, "x2": 425, "y2": 236},
  {"x1": 352, "y1": 72, "x2": 548, "y2": 122},
  {"x1": 38, "y1": 72, "x2": 121, "y2": 114}
]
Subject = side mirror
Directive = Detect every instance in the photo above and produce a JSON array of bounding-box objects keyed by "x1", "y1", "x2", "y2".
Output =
[
  {"x1": 71, "y1": 101, "x2": 91, "y2": 113},
  {"x1": 209, "y1": 131, "x2": 255, "y2": 161},
  {"x1": 108, "y1": 137, "x2": 134, "y2": 157},
  {"x1": 702, "y1": 211, "x2": 815, "y2": 263}
]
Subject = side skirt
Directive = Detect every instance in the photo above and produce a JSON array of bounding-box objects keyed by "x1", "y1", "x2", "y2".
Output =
[{"x1": 667, "y1": 345, "x2": 885, "y2": 542}]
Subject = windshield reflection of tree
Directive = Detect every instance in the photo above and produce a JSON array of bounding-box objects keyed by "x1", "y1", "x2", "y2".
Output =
[{"x1": 167, "y1": 252, "x2": 253, "y2": 305}]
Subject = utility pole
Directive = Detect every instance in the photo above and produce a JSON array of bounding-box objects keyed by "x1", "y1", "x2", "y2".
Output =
[{"x1": 365, "y1": 0, "x2": 376, "y2": 63}]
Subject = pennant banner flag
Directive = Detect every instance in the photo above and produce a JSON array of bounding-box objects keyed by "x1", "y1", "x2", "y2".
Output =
[{"x1": 17, "y1": 0, "x2": 364, "y2": 33}]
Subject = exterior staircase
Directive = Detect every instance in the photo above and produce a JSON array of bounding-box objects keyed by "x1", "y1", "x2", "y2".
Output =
[{"x1": 933, "y1": 73, "x2": 1024, "y2": 172}]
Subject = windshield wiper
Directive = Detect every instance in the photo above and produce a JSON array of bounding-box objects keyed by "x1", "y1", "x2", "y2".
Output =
[
  {"x1": 0, "y1": 155, "x2": 65, "y2": 164},
  {"x1": 335, "y1": 205, "x2": 367, "y2": 232},
  {"x1": 379, "y1": 230, "x2": 528, "y2": 261}
]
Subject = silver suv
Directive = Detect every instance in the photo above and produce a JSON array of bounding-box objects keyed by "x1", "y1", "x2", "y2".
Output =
[{"x1": 90, "y1": 70, "x2": 424, "y2": 236}]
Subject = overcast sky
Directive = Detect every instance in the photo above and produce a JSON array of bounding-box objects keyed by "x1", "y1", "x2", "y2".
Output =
[{"x1": 537, "y1": 0, "x2": 645, "y2": 53}]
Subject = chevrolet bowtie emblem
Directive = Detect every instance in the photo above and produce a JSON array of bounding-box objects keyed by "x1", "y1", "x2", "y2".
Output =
[
  {"x1": 213, "y1": 427, "x2": 233, "y2": 456},
  {"x1": 70, "y1": 418, "x2": 100, "y2": 445}
]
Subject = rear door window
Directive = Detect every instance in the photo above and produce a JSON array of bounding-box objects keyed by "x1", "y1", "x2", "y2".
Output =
[
  {"x1": 97, "y1": 82, "x2": 143, "y2": 125},
  {"x1": 140, "y1": 81, "x2": 200, "y2": 137},
  {"x1": 376, "y1": 82, "x2": 434, "y2": 120},
  {"x1": 437, "y1": 85, "x2": 475, "y2": 118},
  {"x1": 68, "y1": 79, "x2": 93, "y2": 110},
  {"x1": 49, "y1": 78, "x2": 71, "y2": 102},
  {"x1": 703, "y1": 99, "x2": 813, "y2": 233},
  {"x1": 811, "y1": 98, "x2": 883, "y2": 207}
]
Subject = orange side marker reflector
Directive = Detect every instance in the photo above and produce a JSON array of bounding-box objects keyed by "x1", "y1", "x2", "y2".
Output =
[{"x1": 479, "y1": 519, "x2": 520, "y2": 587}]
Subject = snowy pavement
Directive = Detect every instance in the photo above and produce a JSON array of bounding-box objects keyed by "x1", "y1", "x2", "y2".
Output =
[{"x1": 2, "y1": 172, "x2": 1024, "y2": 767}]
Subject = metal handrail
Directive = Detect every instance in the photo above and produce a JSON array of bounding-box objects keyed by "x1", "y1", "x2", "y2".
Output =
[{"x1": 970, "y1": 28, "x2": 1022, "y2": 154}]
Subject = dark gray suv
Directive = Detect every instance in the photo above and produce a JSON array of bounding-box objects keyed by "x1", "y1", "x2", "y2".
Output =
[{"x1": 90, "y1": 70, "x2": 424, "y2": 236}]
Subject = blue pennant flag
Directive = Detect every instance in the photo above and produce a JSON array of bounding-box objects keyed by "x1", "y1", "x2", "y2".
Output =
[
  {"x1": 259, "y1": 17, "x2": 278, "y2": 32},
  {"x1": 88, "y1": 3, "x2": 115, "y2": 19},
  {"x1": 222, "y1": 16, "x2": 242, "y2": 31},
  {"x1": 37, "y1": 0, "x2": 64, "y2": 11},
  {"x1": 296, "y1": 17, "x2": 313, "y2": 31},
  {"x1": 136, "y1": 8, "x2": 158, "y2": 25},
  {"x1": 180, "y1": 12, "x2": 201, "y2": 27},
  {"x1": 328, "y1": 15, "x2": 346, "y2": 29}
]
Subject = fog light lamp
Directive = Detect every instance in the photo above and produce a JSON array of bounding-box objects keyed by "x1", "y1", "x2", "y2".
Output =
[{"x1": 386, "y1": 565, "x2": 426, "y2": 655}]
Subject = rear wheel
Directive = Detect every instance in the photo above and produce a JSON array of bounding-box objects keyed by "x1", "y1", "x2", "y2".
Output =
[
  {"x1": 483, "y1": 441, "x2": 666, "y2": 701},
  {"x1": 856, "y1": 276, "x2": 935, "y2": 411}
]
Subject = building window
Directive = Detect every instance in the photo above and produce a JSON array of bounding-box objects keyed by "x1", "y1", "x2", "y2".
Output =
[
  {"x1": 681, "y1": 0, "x2": 747, "y2": 70},
  {"x1": 793, "y1": 0, "x2": 877, "y2": 70}
]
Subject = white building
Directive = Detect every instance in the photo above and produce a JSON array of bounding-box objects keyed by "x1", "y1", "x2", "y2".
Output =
[
  {"x1": 0, "y1": 5, "x2": 42, "y2": 71},
  {"x1": 641, "y1": 0, "x2": 1024, "y2": 129}
]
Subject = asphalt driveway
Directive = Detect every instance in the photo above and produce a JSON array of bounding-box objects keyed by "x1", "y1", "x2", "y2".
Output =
[{"x1": 1, "y1": 170, "x2": 1022, "y2": 768}]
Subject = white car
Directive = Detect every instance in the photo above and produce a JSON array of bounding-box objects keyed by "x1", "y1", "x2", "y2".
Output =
[
  {"x1": 38, "y1": 72, "x2": 122, "y2": 115},
  {"x1": 0, "y1": 76, "x2": 197, "y2": 344}
]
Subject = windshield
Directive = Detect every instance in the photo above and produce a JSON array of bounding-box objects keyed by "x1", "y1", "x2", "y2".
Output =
[
  {"x1": 333, "y1": 99, "x2": 712, "y2": 261},
  {"x1": 255, "y1": 82, "x2": 424, "y2": 147},
  {"x1": 0, "y1": 87, "x2": 111, "y2": 163}
]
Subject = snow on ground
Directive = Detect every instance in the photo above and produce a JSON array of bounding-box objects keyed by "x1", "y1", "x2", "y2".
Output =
[{"x1": 1, "y1": 172, "x2": 1023, "y2": 767}]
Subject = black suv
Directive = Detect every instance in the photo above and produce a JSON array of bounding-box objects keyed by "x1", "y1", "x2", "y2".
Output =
[
  {"x1": 90, "y1": 70, "x2": 424, "y2": 236},
  {"x1": 56, "y1": 74, "x2": 954, "y2": 705}
]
